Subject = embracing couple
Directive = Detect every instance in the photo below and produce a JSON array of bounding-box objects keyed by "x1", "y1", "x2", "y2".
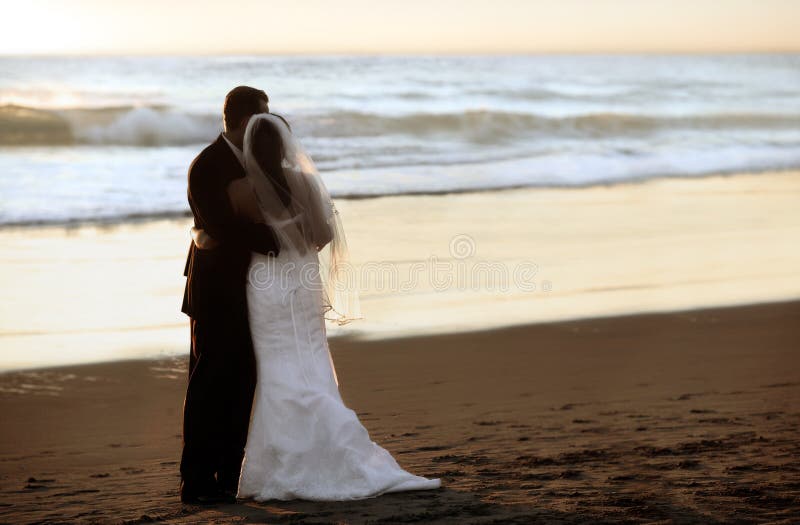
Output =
[{"x1": 179, "y1": 86, "x2": 440, "y2": 504}]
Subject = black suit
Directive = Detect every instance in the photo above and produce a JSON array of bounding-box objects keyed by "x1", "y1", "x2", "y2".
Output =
[{"x1": 180, "y1": 134, "x2": 279, "y2": 491}]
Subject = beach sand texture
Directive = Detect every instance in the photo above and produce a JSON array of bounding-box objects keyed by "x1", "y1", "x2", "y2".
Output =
[
  {"x1": 0, "y1": 301, "x2": 798, "y2": 523},
  {"x1": 0, "y1": 171, "x2": 799, "y2": 522}
]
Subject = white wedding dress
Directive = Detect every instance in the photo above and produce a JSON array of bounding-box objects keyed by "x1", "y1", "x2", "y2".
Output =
[{"x1": 237, "y1": 246, "x2": 441, "y2": 501}]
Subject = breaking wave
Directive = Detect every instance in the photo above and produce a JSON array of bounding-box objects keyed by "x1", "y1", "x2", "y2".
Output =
[{"x1": 3, "y1": 104, "x2": 799, "y2": 147}]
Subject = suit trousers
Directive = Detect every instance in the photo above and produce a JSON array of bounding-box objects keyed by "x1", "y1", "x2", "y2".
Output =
[{"x1": 180, "y1": 311, "x2": 257, "y2": 488}]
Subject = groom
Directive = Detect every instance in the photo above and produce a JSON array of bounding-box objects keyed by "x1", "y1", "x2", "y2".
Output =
[{"x1": 179, "y1": 86, "x2": 280, "y2": 504}]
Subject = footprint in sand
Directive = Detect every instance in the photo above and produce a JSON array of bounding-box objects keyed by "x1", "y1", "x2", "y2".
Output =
[
  {"x1": 671, "y1": 391, "x2": 716, "y2": 401},
  {"x1": 432, "y1": 454, "x2": 460, "y2": 462},
  {"x1": 429, "y1": 469, "x2": 464, "y2": 478},
  {"x1": 52, "y1": 489, "x2": 100, "y2": 497},
  {"x1": 24, "y1": 477, "x2": 55, "y2": 490},
  {"x1": 760, "y1": 381, "x2": 800, "y2": 388},
  {"x1": 416, "y1": 445, "x2": 449, "y2": 452},
  {"x1": 559, "y1": 469, "x2": 582, "y2": 479}
]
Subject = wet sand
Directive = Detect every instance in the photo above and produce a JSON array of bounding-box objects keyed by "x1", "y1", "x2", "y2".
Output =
[
  {"x1": 1, "y1": 300, "x2": 798, "y2": 524},
  {"x1": 2, "y1": 170, "x2": 799, "y2": 371}
]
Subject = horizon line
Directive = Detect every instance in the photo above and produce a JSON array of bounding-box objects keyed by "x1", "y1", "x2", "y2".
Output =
[{"x1": 2, "y1": 49, "x2": 800, "y2": 59}]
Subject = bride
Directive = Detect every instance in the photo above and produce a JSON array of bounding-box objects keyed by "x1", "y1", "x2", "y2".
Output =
[{"x1": 193, "y1": 112, "x2": 440, "y2": 501}]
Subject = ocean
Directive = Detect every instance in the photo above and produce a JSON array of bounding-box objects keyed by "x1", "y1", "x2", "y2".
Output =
[{"x1": 1, "y1": 54, "x2": 799, "y2": 225}]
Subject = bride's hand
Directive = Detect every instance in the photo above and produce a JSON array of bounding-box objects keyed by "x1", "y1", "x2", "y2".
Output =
[{"x1": 191, "y1": 227, "x2": 220, "y2": 250}]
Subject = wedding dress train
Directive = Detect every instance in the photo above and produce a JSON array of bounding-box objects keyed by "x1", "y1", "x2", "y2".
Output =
[{"x1": 237, "y1": 248, "x2": 441, "y2": 501}]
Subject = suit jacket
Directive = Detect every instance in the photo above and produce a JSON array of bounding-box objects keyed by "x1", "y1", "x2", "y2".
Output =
[{"x1": 181, "y1": 134, "x2": 279, "y2": 321}]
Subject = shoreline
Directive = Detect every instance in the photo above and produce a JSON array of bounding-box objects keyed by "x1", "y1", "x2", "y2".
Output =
[
  {"x1": 1, "y1": 297, "x2": 798, "y2": 376},
  {"x1": 1, "y1": 299, "x2": 798, "y2": 523},
  {"x1": 1, "y1": 168, "x2": 798, "y2": 372},
  {"x1": 0, "y1": 167, "x2": 797, "y2": 231}
]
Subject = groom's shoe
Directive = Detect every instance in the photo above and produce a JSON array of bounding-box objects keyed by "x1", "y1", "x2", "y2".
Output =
[
  {"x1": 180, "y1": 480, "x2": 236, "y2": 505},
  {"x1": 219, "y1": 485, "x2": 239, "y2": 501},
  {"x1": 216, "y1": 471, "x2": 240, "y2": 500}
]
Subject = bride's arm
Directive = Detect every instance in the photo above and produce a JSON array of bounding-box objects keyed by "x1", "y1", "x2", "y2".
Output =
[
  {"x1": 188, "y1": 156, "x2": 278, "y2": 255},
  {"x1": 298, "y1": 173, "x2": 334, "y2": 250},
  {"x1": 227, "y1": 178, "x2": 267, "y2": 225},
  {"x1": 193, "y1": 180, "x2": 271, "y2": 250}
]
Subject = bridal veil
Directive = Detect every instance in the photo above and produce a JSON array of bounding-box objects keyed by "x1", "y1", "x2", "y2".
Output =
[{"x1": 242, "y1": 113, "x2": 361, "y2": 325}]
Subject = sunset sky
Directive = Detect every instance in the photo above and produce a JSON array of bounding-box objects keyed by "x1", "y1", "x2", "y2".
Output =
[{"x1": 1, "y1": 0, "x2": 799, "y2": 55}]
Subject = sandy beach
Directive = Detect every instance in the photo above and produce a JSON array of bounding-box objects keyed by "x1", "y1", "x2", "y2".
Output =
[
  {"x1": 0, "y1": 170, "x2": 799, "y2": 523},
  {"x1": 0, "y1": 300, "x2": 798, "y2": 523}
]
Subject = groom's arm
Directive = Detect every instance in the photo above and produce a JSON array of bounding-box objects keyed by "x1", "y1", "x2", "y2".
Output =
[{"x1": 188, "y1": 156, "x2": 280, "y2": 256}]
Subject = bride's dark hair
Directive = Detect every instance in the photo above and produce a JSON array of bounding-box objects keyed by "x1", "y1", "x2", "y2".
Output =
[{"x1": 250, "y1": 115, "x2": 293, "y2": 208}]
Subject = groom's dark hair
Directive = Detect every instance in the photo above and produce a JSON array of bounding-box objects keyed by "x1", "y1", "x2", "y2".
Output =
[{"x1": 224, "y1": 86, "x2": 269, "y2": 131}]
